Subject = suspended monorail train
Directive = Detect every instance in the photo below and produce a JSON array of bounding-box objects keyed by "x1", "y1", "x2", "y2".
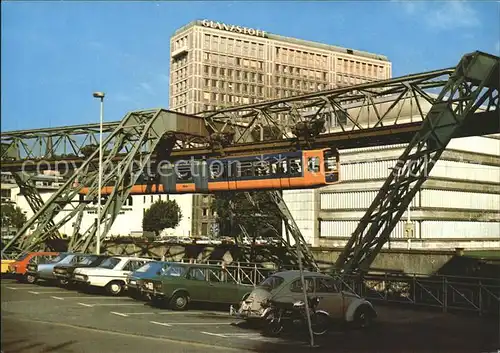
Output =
[{"x1": 79, "y1": 148, "x2": 339, "y2": 195}]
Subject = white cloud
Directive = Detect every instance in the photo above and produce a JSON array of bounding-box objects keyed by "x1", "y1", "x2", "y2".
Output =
[
  {"x1": 425, "y1": 1, "x2": 480, "y2": 30},
  {"x1": 395, "y1": 0, "x2": 481, "y2": 31}
]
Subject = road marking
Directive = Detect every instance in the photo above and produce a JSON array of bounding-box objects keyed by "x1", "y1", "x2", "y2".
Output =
[
  {"x1": 78, "y1": 303, "x2": 93, "y2": 307},
  {"x1": 201, "y1": 331, "x2": 227, "y2": 338},
  {"x1": 221, "y1": 333, "x2": 262, "y2": 337},
  {"x1": 111, "y1": 312, "x2": 155, "y2": 315},
  {"x1": 51, "y1": 296, "x2": 65, "y2": 300},
  {"x1": 150, "y1": 320, "x2": 172, "y2": 327},
  {"x1": 108, "y1": 311, "x2": 231, "y2": 316},
  {"x1": 157, "y1": 311, "x2": 230, "y2": 316},
  {"x1": 152, "y1": 322, "x2": 230, "y2": 326},
  {"x1": 5, "y1": 287, "x2": 58, "y2": 291},
  {"x1": 29, "y1": 291, "x2": 69, "y2": 294},
  {"x1": 28, "y1": 291, "x2": 39, "y2": 294},
  {"x1": 111, "y1": 311, "x2": 129, "y2": 317}
]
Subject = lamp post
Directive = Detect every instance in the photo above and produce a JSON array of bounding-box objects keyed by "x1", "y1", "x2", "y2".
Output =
[{"x1": 93, "y1": 91, "x2": 105, "y2": 255}]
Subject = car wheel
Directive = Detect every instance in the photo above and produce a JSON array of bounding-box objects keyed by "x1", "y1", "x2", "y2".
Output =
[
  {"x1": 106, "y1": 281, "x2": 124, "y2": 296},
  {"x1": 262, "y1": 312, "x2": 283, "y2": 337},
  {"x1": 169, "y1": 292, "x2": 189, "y2": 310},
  {"x1": 311, "y1": 311, "x2": 330, "y2": 336},
  {"x1": 353, "y1": 305, "x2": 374, "y2": 329},
  {"x1": 59, "y1": 279, "x2": 69, "y2": 286},
  {"x1": 26, "y1": 274, "x2": 37, "y2": 284}
]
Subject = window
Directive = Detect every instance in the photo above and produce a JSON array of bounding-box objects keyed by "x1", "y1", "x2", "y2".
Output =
[
  {"x1": 98, "y1": 257, "x2": 121, "y2": 269},
  {"x1": 164, "y1": 265, "x2": 186, "y2": 277},
  {"x1": 258, "y1": 275, "x2": 285, "y2": 291},
  {"x1": 290, "y1": 277, "x2": 314, "y2": 293},
  {"x1": 324, "y1": 150, "x2": 338, "y2": 172},
  {"x1": 187, "y1": 268, "x2": 206, "y2": 281},
  {"x1": 288, "y1": 157, "x2": 302, "y2": 174},
  {"x1": 315, "y1": 277, "x2": 338, "y2": 293},
  {"x1": 307, "y1": 157, "x2": 320, "y2": 173}
]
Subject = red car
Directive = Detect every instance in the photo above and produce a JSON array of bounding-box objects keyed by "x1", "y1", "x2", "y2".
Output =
[{"x1": 8, "y1": 251, "x2": 60, "y2": 281}]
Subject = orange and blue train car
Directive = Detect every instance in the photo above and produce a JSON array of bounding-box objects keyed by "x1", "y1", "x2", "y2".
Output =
[{"x1": 79, "y1": 148, "x2": 340, "y2": 195}]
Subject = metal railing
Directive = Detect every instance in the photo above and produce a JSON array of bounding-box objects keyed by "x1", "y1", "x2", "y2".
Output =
[{"x1": 336, "y1": 272, "x2": 500, "y2": 317}]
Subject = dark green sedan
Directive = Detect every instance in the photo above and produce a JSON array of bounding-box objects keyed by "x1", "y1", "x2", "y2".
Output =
[{"x1": 141, "y1": 262, "x2": 254, "y2": 310}]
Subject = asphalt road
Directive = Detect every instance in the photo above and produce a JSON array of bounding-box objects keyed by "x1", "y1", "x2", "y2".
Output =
[{"x1": 1, "y1": 277, "x2": 499, "y2": 353}]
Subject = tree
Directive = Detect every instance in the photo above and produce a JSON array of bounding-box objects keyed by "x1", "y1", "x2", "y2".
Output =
[
  {"x1": 142, "y1": 199, "x2": 182, "y2": 237},
  {"x1": 1, "y1": 203, "x2": 27, "y2": 229},
  {"x1": 210, "y1": 191, "x2": 282, "y2": 241}
]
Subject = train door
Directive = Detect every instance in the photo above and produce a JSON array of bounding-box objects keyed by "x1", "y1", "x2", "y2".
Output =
[
  {"x1": 159, "y1": 163, "x2": 177, "y2": 193},
  {"x1": 192, "y1": 160, "x2": 209, "y2": 193},
  {"x1": 323, "y1": 149, "x2": 340, "y2": 183}
]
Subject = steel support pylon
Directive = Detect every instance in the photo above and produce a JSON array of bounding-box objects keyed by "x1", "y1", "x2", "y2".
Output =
[
  {"x1": 9, "y1": 172, "x2": 61, "y2": 253},
  {"x1": 244, "y1": 191, "x2": 319, "y2": 271},
  {"x1": 335, "y1": 51, "x2": 499, "y2": 274},
  {"x1": 1, "y1": 109, "x2": 207, "y2": 255}
]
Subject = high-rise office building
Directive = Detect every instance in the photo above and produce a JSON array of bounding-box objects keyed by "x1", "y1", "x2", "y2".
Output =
[{"x1": 169, "y1": 19, "x2": 392, "y2": 236}]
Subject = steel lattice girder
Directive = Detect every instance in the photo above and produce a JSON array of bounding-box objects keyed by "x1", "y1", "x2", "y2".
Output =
[
  {"x1": 200, "y1": 67, "x2": 456, "y2": 144},
  {"x1": 2, "y1": 109, "x2": 211, "y2": 255},
  {"x1": 10, "y1": 172, "x2": 61, "y2": 246},
  {"x1": 2, "y1": 67, "x2": 457, "y2": 168},
  {"x1": 335, "y1": 51, "x2": 500, "y2": 274}
]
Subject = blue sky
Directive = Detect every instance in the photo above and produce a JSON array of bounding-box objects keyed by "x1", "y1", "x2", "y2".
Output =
[{"x1": 2, "y1": 1, "x2": 499, "y2": 132}]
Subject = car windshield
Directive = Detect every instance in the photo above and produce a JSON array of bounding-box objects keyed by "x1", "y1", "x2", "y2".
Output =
[
  {"x1": 77, "y1": 256, "x2": 98, "y2": 265},
  {"x1": 98, "y1": 257, "x2": 121, "y2": 269},
  {"x1": 49, "y1": 254, "x2": 67, "y2": 263},
  {"x1": 135, "y1": 262, "x2": 161, "y2": 273},
  {"x1": 258, "y1": 275, "x2": 285, "y2": 291},
  {"x1": 163, "y1": 265, "x2": 186, "y2": 277}
]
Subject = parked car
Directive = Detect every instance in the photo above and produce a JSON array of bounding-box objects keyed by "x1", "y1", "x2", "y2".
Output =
[
  {"x1": 236, "y1": 270, "x2": 377, "y2": 328},
  {"x1": 26, "y1": 252, "x2": 86, "y2": 284},
  {"x1": 72, "y1": 256, "x2": 152, "y2": 295},
  {"x1": 6, "y1": 252, "x2": 60, "y2": 281},
  {"x1": 141, "y1": 262, "x2": 254, "y2": 310},
  {"x1": 126, "y1": 261, "x2": 172, "y2": 299},
  {"x1": 1, "y1": 253, "x2": 16, "y2": 274},
  {"x1": 53, "y1": 254, "x2": 110, "y2": 285}
]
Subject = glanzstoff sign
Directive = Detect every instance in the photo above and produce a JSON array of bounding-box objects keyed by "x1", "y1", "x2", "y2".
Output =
[{"x1": 201, "y1": 20, "x2": 267, "y2": 38}]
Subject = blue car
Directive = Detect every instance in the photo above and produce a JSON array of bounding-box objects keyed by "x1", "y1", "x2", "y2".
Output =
[
  {"x1": 26, "y1": 252, "x2": 88, "y2": 284},
  {"x1": 126, "y1": 261, "x2": 171, "y2": 300}
]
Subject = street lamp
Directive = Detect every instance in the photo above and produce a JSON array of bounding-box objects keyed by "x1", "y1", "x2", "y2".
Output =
[{"x1": 93, "y1": 91, "x2": 105, "y2": 255}]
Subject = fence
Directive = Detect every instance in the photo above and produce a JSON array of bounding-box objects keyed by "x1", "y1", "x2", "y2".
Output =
[{"x1": 337, "y1": 272, "x2": 500, "y2": 317}]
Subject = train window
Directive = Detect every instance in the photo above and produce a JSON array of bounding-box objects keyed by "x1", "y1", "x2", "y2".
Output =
[
  {"x1": 237, "y1": 160, "x2": 254, "y2": 177},
  {"x1": 288, "y1": 157, "x2": 302, "y2": 175},
  {"x1": 176, "y1": 164, "x2": 192, "y2": 181},
  {"x1": 324, "y1": 151, "x2": 338, "y2": 172},
  {"x1": 278, "y1": 159, "x2": 288, "y2": 174},
  {"x1": 210, "y1": 163, "x2": 223, "y2": 179},
  {"x1": 307, "y1": 157, "x2": 320, "y2": 173},
  {"x1": 254, "y1": 160, "x2": 270, "y2": 176}
]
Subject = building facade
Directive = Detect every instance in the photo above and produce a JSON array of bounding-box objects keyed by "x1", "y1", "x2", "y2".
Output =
[{"x1": 169, "y1": 19, "x2": 392, "y2": 236}]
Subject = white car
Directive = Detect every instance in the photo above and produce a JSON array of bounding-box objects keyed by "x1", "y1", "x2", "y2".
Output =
[{"x1": 72, "y1": 256, "x2": 152, "y2": 295}]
